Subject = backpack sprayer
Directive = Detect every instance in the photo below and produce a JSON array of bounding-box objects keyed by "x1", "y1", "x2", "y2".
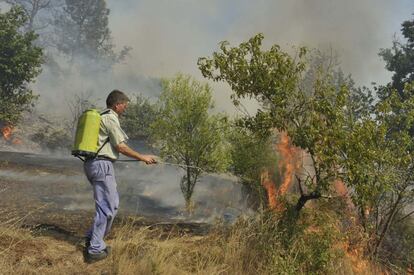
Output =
[
  {"x1": 71, "y1": 109, "x2": 202, "y2": 171},
  {"x1": 72, "y1": 109, "x2": 105, "y2": 159}
]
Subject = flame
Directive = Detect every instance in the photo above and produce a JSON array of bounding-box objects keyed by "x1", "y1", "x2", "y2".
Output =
[
  {"x1": 261, "y1": 132, "x2": 300, "y2": 210},
  {"x1": 276, "y1": 132, "x2": 300, "y2": 196},
  {"x1": 1, "y1": 124, "x2": 22, "y2": 145},
  {"x1": 334, "y1": 180, "x2": 355, "y2": 210},
  {"x1": 1, "y1": 125, "x2": 13, "y2": 140},
  {"x1": 261, "y1": 170, "x2": 277, "y2": 209}
]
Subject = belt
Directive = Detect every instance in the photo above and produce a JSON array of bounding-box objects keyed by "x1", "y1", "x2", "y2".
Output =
[{"x1": 95, "y1": 155, "x2": 116, "y2": 162}]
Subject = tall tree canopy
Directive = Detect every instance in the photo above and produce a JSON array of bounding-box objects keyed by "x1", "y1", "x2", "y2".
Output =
[
  {"x1": 199, "y1": 34, "x2": 350, "y2": 212},
  {"x1": 54, "y1": 0, "x2": 129, "y2": 69},
  {"x1": 4, "y1": 0, "x2": 53, "y2": 32},
  {"x1": 0, "y1": 6, "x2": 43, "y2": 124}
]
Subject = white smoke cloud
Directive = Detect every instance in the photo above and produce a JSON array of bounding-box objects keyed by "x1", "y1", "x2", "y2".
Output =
[
  {"x1": 105, "y1": 0, "x2": 413, "y2": 112},
  {"x1": 24, "y1": 0, "x2": 413, "y2": 116}
]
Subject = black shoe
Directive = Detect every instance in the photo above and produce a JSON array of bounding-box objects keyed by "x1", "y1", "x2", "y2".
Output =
[
  {"x1": 85, "y1": 238, "x2": 111, "y2": 253},
  {"x1": 84, "y1": 237, "x2": 91, "y2": 249},
  {"x1": 104, "y1": 246, "x2": 112, "y2": 255},
  {"x1": 85, "y1": 250, "x2": 108, "y2": 263}
]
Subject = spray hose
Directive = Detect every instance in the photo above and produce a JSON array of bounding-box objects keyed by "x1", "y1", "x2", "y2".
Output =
[{"x1": 117, "y1": 159, "x2": 203, "y2": 171}]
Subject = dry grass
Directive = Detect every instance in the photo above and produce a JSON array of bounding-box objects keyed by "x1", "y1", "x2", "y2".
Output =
[
  {"x1": 0, "y1": 208, "x2": 94, "y2": 274},
  {"x1": 0, "y1": 205, "x2": 385, "y2": 275},
  {"x1": 108, "y1": 219, "x2": 261, "y2": 275}
]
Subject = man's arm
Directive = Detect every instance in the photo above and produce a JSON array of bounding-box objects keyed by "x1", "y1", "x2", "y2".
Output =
[{"x1": 116, "y1": 142, "x2": 157, "y2": 164}]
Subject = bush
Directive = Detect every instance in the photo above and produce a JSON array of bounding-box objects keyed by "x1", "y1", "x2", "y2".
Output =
[
  {"x1": 31, "y1": 125, "x2": 72, "y2": 151},
  {"x1": 121, "y1": 94, "x2": 157, "y2": 141}
]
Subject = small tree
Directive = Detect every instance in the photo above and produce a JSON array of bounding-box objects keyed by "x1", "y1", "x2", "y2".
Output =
[
  {"x1": 0, "y1": 6, "x2": 43, "y2": 124},
  {"x1": 150, "y1": 74, "x2": 230, "y2": 210}
]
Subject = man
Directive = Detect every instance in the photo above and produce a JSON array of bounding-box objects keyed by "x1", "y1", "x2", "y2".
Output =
[{"x1": 83, "y1": 89, "x2": 157, "y2": 263}]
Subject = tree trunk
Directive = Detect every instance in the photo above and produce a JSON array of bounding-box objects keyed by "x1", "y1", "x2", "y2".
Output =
[
  {"x1": 295, "y1": 191, "x2": 321, "y2": 212},
  {"x1": 372, "y1": 192, "x2": 403, "y2": 258}
]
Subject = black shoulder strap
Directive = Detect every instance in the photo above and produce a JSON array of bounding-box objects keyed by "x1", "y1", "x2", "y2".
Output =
[{"x1": 100, "y1": 109, "x2": 111, "y2": 115}]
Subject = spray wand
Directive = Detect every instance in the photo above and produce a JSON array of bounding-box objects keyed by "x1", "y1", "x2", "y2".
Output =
[{"x1": 117, "y1": 159, "x2": 203, "y2": 171}]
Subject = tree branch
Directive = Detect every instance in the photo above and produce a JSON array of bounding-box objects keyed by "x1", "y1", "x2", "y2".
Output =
[{"x1": 396, "y1": 209, "x2": 414, "y2": 223}]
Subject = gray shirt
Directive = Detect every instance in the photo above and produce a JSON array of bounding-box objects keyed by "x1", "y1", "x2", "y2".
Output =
[{"x1": 97, "y1": 109, "x2": 129, "y2": 160}]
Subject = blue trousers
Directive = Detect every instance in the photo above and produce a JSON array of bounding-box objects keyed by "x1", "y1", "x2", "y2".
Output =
[{"x1": 84, "y1": 159, "x2": 119, "y2": 254}]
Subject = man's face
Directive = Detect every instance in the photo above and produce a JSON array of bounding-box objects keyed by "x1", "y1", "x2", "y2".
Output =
[{"x1": 115, "y1": 101, "x2": 128, "y2": 115}]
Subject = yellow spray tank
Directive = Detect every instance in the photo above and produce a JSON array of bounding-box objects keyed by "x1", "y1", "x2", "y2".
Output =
[{"x1": 72, "y1": 109, "x2": 109, "y2": 158}]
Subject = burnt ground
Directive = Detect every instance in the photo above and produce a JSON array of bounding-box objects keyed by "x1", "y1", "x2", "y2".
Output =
[
  {"x1": 0, "y1": 151, "x2": 211, "y2": 251},
  {"x1": 0, "y1": 149, "x2": 249, "y2": 275}
]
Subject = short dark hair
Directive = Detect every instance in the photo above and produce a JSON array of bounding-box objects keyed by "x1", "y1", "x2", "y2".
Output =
[{"x1": 106, "y1": 89, "x2": 130, "y2": 108}]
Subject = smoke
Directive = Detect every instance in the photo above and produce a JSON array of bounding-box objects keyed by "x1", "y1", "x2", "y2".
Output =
[
  {"x1": 2, "y1": 0, "x2": 413, "y2": 117},
  {"x1": 0, "y1": 152, "x2": 246, "y2": 222},
  {"x1": 105, "y1": 0, "x2": 413, "y2": 112},
  {"x1": 226, "y1": 0, "x2": 410, "y2": 87},
  {"x1": 33, "y1": 58, "x2": 162, "y2": 116}
]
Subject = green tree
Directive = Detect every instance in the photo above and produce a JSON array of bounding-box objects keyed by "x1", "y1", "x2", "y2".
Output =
[
  {"x1": 379, "y1": 16, "x2": 414, "y2": 97},
  {"x1": 199, "y1": 33, "x2": 414, "y2": 268},
  {"x1": 121, "y1": 94, "x2": 158, "y2": 141},
  {"x1": 199, "y1": 34, "x2": 350, "y2": 213},
  {"x1": 0, "y1": 6, "x2": 43, "y2": 124},
  {"x1": 150, "y1": 74, "x2": 230, "y2": 210},
  {"x1": 340, "y1": 84, "x2": 414, "y2": 261},
  {"x1": 373, "y1": 15, "x2": 414, "y2": 261},
  {"x1": 371, "y1": 84, "x2": 414, "y2": 257}
]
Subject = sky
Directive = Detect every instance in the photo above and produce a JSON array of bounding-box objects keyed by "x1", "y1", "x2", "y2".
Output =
[{"x1": 105, "y1": 0, "x2": 414, "y2": 112}]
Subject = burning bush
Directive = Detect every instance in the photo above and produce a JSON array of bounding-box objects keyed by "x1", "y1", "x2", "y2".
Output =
[
  {"x1": 0, "y1": 122, "x2": 22, "y2": 146},
  {"x1": 228, "y1": 126, "x2": 279, "y2": 210},
  {"x1": 199, "y1": 34, "x2": 414, "y2": 271}
]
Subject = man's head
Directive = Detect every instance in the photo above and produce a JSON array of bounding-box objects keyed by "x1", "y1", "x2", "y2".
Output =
[{"x1": 106, "y1": 89, "x2": 130, "y2": 115}]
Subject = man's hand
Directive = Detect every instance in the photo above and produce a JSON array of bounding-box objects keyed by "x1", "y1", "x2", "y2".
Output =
[
  {"x1": 140, "y1": 154, "x2": 157, "y2": 165},
  {"x1": 116, "y1": 143, "x2": 158, "y2": 164}
]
